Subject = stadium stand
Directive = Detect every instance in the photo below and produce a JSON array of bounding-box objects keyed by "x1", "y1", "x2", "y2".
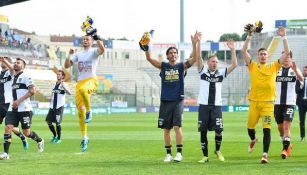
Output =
[
  {"x1": 269, "y1": 35, "x2": 307, "y2": 68},
  {"x1": 2, "y1": 21, "x2": 307, "y2": 107}
]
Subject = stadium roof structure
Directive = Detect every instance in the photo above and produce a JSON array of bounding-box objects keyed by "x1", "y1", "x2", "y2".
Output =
[{"x1": 0, "y1": 0, "x2": 29, "y2": 7}]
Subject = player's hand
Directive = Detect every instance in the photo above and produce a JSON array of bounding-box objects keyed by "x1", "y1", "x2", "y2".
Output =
[
  {"x1": 139, "y1": 30, "x2": 154, "y2": 52},
  {"x1": 69, "y1": 49, "x2": 74, "y2": 55},
  {"x1": 254, "y1": 21, "x2": 263, "y2": 33},
  {"x1": 60, "y1": 81, "x2": 64, "y2": 89},
  {"x1": 226, "y1": 38, "x2": 235, "y2": 49},
  {"x1": 290, "y1": 61, "x2": 297, "y2": 71},
  {"x1": 85, "y1": 27, "x2": 101, "y2": 41},
  {"x1": 0, "y1": 56, "x2": 8, "y2": 62},
  {"x1": 244, "y1": 23, "x2": 254, "y2": 36},
  {"x1": 85, "y1": 26, "x2": 97, "y2": 36},
  {"x1": 92, "y1": 34, "x2": 102, "y2": 41},
  {"x1": 191, "y1": 31, "x2": 202, "y2": 45},
  {"x1": 277, "y1": 26, "x2": 286, "y2": 37},
  {"x1": 12, "y1": 100, "x2": 20, "y2": 109},
  {"x1": 139, "y1": 42, "x2": 150, "y2": 52}
]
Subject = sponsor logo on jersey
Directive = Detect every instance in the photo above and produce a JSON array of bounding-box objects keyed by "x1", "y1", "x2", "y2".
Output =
[
  {"x1": 165, "y1": 69, "x2": 179, "y2": 81},
  {"x1": 0, "y1": 77, "x2": 9, "y2": 83},
  {"x1": 12, "y1": 84, "x2": 20, "y2": 89},
  {"x1": 276, "y1": 76, "x2": 296, "y2": 82}
]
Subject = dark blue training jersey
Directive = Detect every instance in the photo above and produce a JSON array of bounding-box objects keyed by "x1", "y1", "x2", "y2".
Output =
[{"x1": 160, "y1": 62, "x2": 184, "y2": 101}]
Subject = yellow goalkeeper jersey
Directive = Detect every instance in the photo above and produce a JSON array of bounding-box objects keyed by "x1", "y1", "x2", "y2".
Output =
[{"x1": 248, "y1": 59, "x2": 282, "y2": 101}]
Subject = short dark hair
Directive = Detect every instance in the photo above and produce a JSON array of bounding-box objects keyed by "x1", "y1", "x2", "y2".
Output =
[
  {"x1": 282, "y1": 50, "x2": 293, "y2": 58},
  {"x1": 166, "y1": 47, "x2": 178, "y2": 55},
  {"x1": 58, "y1": 70, "x2": 65, "y2": 78},
  {"x1": 304, "y1": 66, "x2": 307, "y2": 69},
  {"x1": 257, "y1": 48, "x2": 267, "y2": 53},
  {"x1": 84, "y1": 35, "x2": 93, "y2": 40},
  {"x1": 16, "y1": 57, "x2": 26, "y2": 67}
]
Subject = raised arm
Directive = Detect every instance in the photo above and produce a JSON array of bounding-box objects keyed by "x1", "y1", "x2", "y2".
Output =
[
  {"x1": 0, "y1": 57, "x2": 14, "y2": 75},
  {"x1": 96, "y1": 39, "x2": 105, "y2": 55},
  {"x1": 184, "y1": 31, "x2": 202, "y2": 70},
  {"x1": 145, "y1": 51, "x2": 162, "y2": 69},
  {"x1": 64, "y1": 49, "x2": 74, "y2": 69},
  {"x1": 241, "y1": 35, "x2": 252, "y2": 65},
  {"x1": 280, "y1": 26, "x2": 290, "y2": 55},
  {"x1": 61, "y1": 82, "x2": 72, "y2": 95},
  {"x1": 139, "y1": 31, "x2": 162, "y2": 69},
  {"x1": 226, "y1": 39, "x2": 238, "y2": 75},
  {"x1": 277, "y1": 26, "x2": 290, "y2": 64},
  {"x1": 195, "y1": 33, "x2": 203, "y2": 72},
  {"x1": 291, "y1": 62, "x2": 304, "y2": 81},
  {"x1": 296, "y1": 79, "x2": 303, "y2": 93}
]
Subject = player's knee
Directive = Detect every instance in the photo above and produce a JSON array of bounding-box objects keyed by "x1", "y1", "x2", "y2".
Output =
[
  {"x1": 47, "y1": 122, "x2": 53, "y2": 126},
  {"x1": 283, "y1": 126, "x2": 290, "y2": 132},
  {"x1": 198, "y1": 120, "x2": 207, "y2": 132},
  {"x1": 173, "y1": 126, "x2": 181, "y2": 132},
  {"x1": 77, "y1": 105, "x2": 85, "y2": 111},
  {"x1": 22, "y1": 129, "x2": 31, "y2": 137},
  {"x1": 164, "y1": 128, "x2": 171, "y2": 134},
  {"x1": 215, "y1": 129, "x2": 223, "y2": 137},
  {"x1": 77, "y1": 88, "x2": 86, "y2": 95},
  {"x1": 5, "y1": 125, "x2": 14, "y2": 133}
]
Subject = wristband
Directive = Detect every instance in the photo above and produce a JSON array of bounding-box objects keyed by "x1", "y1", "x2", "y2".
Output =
[{"x1": 247, "y1": 35, "x2": 252, "y2": 40}]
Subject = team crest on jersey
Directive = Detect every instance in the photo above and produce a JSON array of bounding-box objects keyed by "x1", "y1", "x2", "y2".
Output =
[
  {"x1": 18, "y1": 78, "x2": 22, "y2": 82},
  {"x1": 290, "y1": 72, "x2": 295, "y2": 76}
]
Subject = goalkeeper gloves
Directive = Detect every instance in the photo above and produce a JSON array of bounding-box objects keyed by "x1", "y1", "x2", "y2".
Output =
[
  {"x1": 139, "y1": 30, "x2": 154, "y2": 52},
  {"x1": 244, "y1": 23, "x2": 255, "y2": 36},
  {"x1": 244, "y1": 21, "x2": 263, "y2": 36},
  {"x1": 255, "y1": 21, "x2": 263, "y2": 33},
  {"x1": 85, "y1": 27, "x2": 101, "y2": 41}
]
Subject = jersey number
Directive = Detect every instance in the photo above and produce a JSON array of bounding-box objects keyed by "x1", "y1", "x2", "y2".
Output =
[
  {"x1": 264, "y1": 116, "x2": 271, "y2": 123},
  {"x1": 216, "y1": 118, "x2": 223, "y2": 128},
  {"x1": 286, "y1": 108, "x2": 294, "y2": 115}
]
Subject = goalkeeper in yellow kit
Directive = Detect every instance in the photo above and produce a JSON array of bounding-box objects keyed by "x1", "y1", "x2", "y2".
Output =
[
  {"x1": 64, "y1": 33, "x2": 104, "y2": 152},
  {"x1": 242, "y1": 25, "x2": 290, "y2": 163}
]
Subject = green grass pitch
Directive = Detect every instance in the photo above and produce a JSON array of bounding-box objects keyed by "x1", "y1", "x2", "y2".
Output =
[{"x1": 0, "y1": 112, "x2": 306, "y2": 175}]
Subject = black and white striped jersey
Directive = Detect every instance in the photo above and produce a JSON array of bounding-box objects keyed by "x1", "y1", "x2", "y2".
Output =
[
  {"x1": 0, "y1": 70, "x2": 13, "y2": 104},
  {"x1": 8, "y1": 72, "x2": 34, "y2": 112},
  {"x1": 50, "y1": 82, "x2": 67, "y2": 109},
  {"x1": 275, "y1": 67, "x2": 297, "y2": 105},
  {"x1": 198, "y1": 67, "x2": 227, "y2": 106}
]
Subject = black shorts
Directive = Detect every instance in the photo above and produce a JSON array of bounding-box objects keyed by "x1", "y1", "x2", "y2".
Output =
[
  {"x1": 198, "y1": 105, "x2": 223, "y2": 132},
  {"x1": 158, "y1": 100, "x2": 183, "y2": 129},
  {"x1": 45, "y1": 107, "x2": 64, "y2": 124},
  {"x1": 5, "y1": 111, "x2": 33, "y2": 129},
  {"x1": 0, "y1": 103, "x2": 10, "y2": 124},
  {"x1": 274, "y1": 105, "x2": 294, "y2": 124}
]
